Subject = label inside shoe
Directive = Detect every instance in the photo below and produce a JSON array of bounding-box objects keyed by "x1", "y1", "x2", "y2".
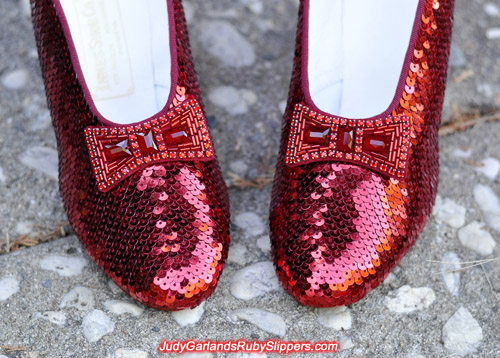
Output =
[{"x1": 63, "y1": 0, "x2": 134, "y2": 101}]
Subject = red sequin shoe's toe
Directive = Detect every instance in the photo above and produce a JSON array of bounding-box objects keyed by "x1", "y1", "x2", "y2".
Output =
[
  {"x1": 83, "y1": 162, "x2": 229, "y2": 311},
  {"x1": 271, "y1": 163, "x2": 417, "y2": 307}
]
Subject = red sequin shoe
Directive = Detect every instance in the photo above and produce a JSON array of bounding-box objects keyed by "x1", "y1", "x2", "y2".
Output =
[
  {"x1": 30, "y1": 0, "x2": 230, "y2": 310},
  {"x1": 270, "y1": 0, "x2": 454, "y2": 307}
]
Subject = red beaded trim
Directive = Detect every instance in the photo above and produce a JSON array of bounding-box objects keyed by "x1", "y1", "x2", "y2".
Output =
[
  {"x1": 286, "y1": 103, "x2": 412, "y2": 179},
  {"x1": 85, "y1": 99, "x2": 214, "y2": 192}
]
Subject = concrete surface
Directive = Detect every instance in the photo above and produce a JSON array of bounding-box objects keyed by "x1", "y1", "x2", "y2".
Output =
[{"x1": 1, "y1": 0, "x2": 499, "y2": 357}]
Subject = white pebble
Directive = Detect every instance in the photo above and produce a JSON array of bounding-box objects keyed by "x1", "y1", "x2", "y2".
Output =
[
  {"x1": 227, "y1": 243, "x2": 250, "y2": 266},
  {"x1": 442, "y1": 307, "x2": 483, "y2": 356},
  {"x1": 338, "y1": 336, "x2": 354, "y2": 350},
  {"x1": 440, "y1": 252, "x2": 461, "y2": 296},
  {"x1": 486, "y1": 27, "x2": 500, "y2": 40},
  {"x1": 104, "y1": 300, "x2": 144, "y2": 317},
  {"x1": 474, "y1": 157, "x2": 500, "y2": 180},
  {"x1": 60, "y1": 286, "x2": 95, "y2": 311},
  {"x1": 229, "y1": 160, "x2": 249, "y2": 177},
  {"x1": 15, "y1": 221, "x2": 34, "y2": 236},
  {"x1": 82, "y1": 309, "x2": 115, "y2": 343},
  {"x1": 484, "y1": 3, "x2": 500, "y2": 17},
  {"x1": 39, "y1": 255, "x2": 87, "y2": 277},
  {"x1": 0, "y1": 277, "x2": 20, "y2": 301},
  {"x1": 1, "y1": 69, "x2": 29, "y2": 90},
  {"x1": 171, "y1": 302, "x2": 205, "y2": 327},
  {"x1": 384, "y1": 286, "x2": 436, "y2": 313},
  {"x1": 209, "y1": 86, "x2": 256, "y2": 115},
  {"x1": 452, "y1": 147, "x2": 472, "y2": 158},
  {"x1": 199, "y1": 21, "x2": 256, "y2": 67},
  {"x1": 182, "y1": 1, "x2": 195, "y2": 23},
  {"x1": 234, "y1": 212, "x2": 265, "y2": 238},
  {"x1": 256, "y1": 236, "x2": 271, "y2": 253},
  {"x1": 35, "y1": 311, "x2": 67, "y2": 326},
  {"x1": 317, "y1": 306, "x2": 352, "y2": 331},
  {"x1": 432, "y1": 196, "x2": 466, "y2": 228},
  {"x1": 108, "y1": 279, "x2": 123, "y2": 295},
  {"x1": 0, "y1": 167, "x2": 6, "y2": 183},
  {"x1": 473, "y1": 184, "x2": 500, "y2": 231},
  {"x1": 20, "y1": 146, "x2": 59, "y2": 181},
  {"x1": 383, "y1": 272, "x2": 398, "y2": 288},
  {"x1": 458, "y1": 221, "x2": 496, "y2": 256},
  {"x1": 231, "y1": 261, "x2": 280, "y2": 300},
  {"x1": 229, "y1": 308, "x2": 287, "y2": 337},
  {"x1": 111, "y1": 348, "x2": 148, "y2": 358}
]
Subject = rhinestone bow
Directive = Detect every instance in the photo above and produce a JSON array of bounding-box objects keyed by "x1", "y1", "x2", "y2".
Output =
[
  {"x1": 286, "y1": 103, "x2": 413, "y2": 179},
  {"x1": 85, "y1": 99, "x2": 214, "y2": 192}
]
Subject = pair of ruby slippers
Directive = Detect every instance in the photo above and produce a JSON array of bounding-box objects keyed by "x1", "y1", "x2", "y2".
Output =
[{"x1": 30, "y1": 0, "x2": 454, "y2": 310}]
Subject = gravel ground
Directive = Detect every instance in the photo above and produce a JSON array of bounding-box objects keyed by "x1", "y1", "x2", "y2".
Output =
[{"x1": 1, "y1": 0, "x2": 499, "y2": 357}]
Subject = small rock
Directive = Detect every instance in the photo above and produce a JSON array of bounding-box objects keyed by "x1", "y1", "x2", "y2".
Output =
[
  {"x1": 317, "y1": 306, "x2": 352, "y2": 331},
  {"x1": 108, "y1": 279, "x2": 123, "y2": 295},
  {"x1": 198, "y1": 21, "x2": 256, "y2": 67},
  {"x1": 383, "y1": 272, "x2": 398, "y2": 288},
  {"x1": 42, "y1": 279, "x2": 52, "y2": 288},
  {"x1": 458, "y1": 222, "x2": 496, "y2": 256},
  {"x1": 229, "y1": 160, "x2": 249, "y2": 177},
  {"x1": 15, "y1": 221, "x2": 34, "y2": 236},
  {"x1": 0, "y1": 167, "x2": 6, "y2": 183},
  {"x1": 0, "y1": 277, "x2": 20, "y2": 301},
  {"x1": 111, "y1": 348, "x2": 148, "y2": 358},
  {"x1": 209, "y1": 86, "x2": 256, "y2": 115},
  {"x1": 486, "y1": 27, "x2": 500, "y2": 40},
  {"x1": 440, "y1": 252, "x2": 461, "y2": 296},
  {"x1": 484, "y1": 3, "x2": 500, "y2": 17},
  {"x1": 35, "y1": 311, "x2": 67, "y2": 326},
  {"x1": 239, "y1": 0, "x2": 264, "y2": 14},
  {"x1": 256, "y1": 236, "x2": 271, "y2": 253},
  {"x1": 60, "y1": 286, "x2": 95, "y2": 311},
  {"x1": 39, "y1": 255, "x2": 87, "y2": 277},
  {"x1": 452, "y1": 147, "x2": 472, "y2": 158},
  {"x1": 473, "y1": 185, "x2": 500, "y2": 231},
  {"x1": 183, "y1": 1, "x2": 195, "y2": 23},
  {"x1": 449, "y1": 44, "x2": 467, "y2": 68},
  {"x1": 231, "y1": 261, "x2": 280, "y2": 300},
  {"x1": 1, "y1": 69, "x2": 29, "y2": 90},
  {"x1": 385, "y1": 286, "x2": 436, "y2": 313},
  {"x1": 338, "y1": 336, "x2": 354, "y2": 350},
  {"x1": 20, "y1": 0, "x2": 31, "y2": 16},
  {"x1": 229, "y1": 308, "x2": 287, "y2": 337},
  {"x1": 432, "y1": 196, "x2": 466, "y2": 228},
  {"x1": 227, "y1": 243, "x2": 250, "y2": 266},
  {"x1": 82, "y1": 310, "x2": 115, "y2": 343},
  {"x1": 234, "y1": 212, "x2": 265, "y2": 238},
  {"x1": 442, "y1": 307, "x2": 483, "y2": 356},
  {"x1": 20, "y1": 146, "x2": 59, "y2": 180},
  {"x1": 171, "y1": 302, "x2": 205, "y2": 327},
  {"x1": 474, "y1": 157, "x2": 500, "y2": 180},
  {"x1": 104, "y1": 300, "x2": 144, "y2": 317}
]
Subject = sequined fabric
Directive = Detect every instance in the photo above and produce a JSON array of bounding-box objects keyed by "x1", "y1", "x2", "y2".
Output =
[
  {"x1": 31, "y1": 0, "x2": 230, "y2": 310},
  {"x1": 270, "y1": 0, "x2": 454, "y2": 307}
]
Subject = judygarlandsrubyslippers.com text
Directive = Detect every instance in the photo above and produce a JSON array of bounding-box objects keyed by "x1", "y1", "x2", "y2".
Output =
[{"x1": 158, "y1": 339, "x2": 340, "y2": 354}]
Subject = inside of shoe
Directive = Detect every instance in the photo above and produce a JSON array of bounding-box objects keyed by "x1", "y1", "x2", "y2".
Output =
[
  {"x1": 59, "y1": 0, "x2": 172, "y2": 124},
  {"x1": 307, "y1": 0, "x2": 420, "y2": 119}
]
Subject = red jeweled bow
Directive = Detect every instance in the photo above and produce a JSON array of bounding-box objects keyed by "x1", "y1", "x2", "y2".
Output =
[
  {"x1": 85, "y1": 99, "x2": 214, "y2": 192},
  {"x1": 286, "y1": 103, "x2": 413, "y2": 179}
]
